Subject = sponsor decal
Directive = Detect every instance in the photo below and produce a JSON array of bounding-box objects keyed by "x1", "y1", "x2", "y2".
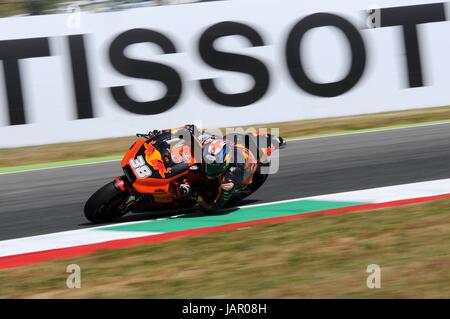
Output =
[
  {"x1": 144, "y1": 141, "x2": 171, "y2": 178},
  {"x1": 0, "y1": 1, "x2": 449, "y2": 147},
  {"x1": 0, "y1": 2, "x2": 447, "y2": 126}
]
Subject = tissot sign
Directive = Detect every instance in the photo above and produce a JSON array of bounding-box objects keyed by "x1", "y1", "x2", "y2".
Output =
[{"x1": 0, "y1": 0, "x2": 449, "y2": 146}]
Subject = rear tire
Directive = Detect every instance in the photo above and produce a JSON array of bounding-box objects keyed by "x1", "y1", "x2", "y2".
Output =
[
  {"x1": 227, "y1": 171, "x2": 269, "y2": 206},
  {"x1": 241, "y1": 171, "x2": 269, "y2": 200},
  {"x1": 84, "y1": 182, "x2": 128, "y2": 223}
]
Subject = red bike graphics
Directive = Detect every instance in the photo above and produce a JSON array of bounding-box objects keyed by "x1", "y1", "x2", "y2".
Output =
[{"x1": 144, "y1": 141, "x2": 171, "y2": 179}]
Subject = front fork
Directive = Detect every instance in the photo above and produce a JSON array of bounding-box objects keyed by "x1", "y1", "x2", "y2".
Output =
[
  {"x1": 112, "y1": 176, "x2": 141, "y2": 212},
  {"x1": 113, "y1": 176, "x2": 129, "y2": 192}
]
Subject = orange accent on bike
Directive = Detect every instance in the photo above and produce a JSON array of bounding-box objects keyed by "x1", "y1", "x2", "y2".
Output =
[{"x1": 121, "y1": 139, "x2": 146, "y2": 168}]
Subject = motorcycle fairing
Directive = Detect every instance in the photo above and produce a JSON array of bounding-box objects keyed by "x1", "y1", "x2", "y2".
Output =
[{"x1": 120, "y1": 132, "x2": 196, "y2": 194}]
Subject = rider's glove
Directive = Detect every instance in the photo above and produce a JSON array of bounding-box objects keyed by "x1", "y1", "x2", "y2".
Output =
[{"x1": 148, "y1": 129, "x2": 161, "y2": 137}]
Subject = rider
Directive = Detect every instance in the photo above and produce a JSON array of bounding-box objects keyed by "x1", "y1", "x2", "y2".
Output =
[
  {"x1": 149, "y1": 124, "x2": 274, "y2": 211},
  {"x1": 195, "y1": 133, "x2": 260, "y2": 211}
]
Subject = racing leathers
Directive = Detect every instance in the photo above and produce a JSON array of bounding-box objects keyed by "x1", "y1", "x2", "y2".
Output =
[
  {"x1": 148, "y1": 124, "x2": 258, "y2": 211},
  {"x1": 197, "y1": 137, "x2": 258, "y2": 211}
]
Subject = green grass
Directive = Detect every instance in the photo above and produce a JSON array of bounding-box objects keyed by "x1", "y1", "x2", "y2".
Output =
[
  {"x1": 1, "y1": 105, "x2": 450, "y2": 170},
  {"x1": 1, "y1": 198, "x2": 450, "y2": 298}
]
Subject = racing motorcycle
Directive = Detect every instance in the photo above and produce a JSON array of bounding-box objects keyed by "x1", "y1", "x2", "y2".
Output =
[{"x1": 84, "y1": 129, "x2": 286, "y2": 223}]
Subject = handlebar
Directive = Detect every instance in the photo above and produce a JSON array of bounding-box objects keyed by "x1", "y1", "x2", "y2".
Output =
[{"x1": 136, "y1": 133, "x2": 150, "y2": 139}]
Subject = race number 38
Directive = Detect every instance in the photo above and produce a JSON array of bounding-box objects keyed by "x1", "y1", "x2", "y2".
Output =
[{"x1": 130, "y1": 155, "x2": 152, "y2": 178}]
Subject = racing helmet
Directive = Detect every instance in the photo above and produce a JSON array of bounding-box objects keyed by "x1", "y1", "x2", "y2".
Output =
[{"x1": 203, "y1": 139, "x2": 229, "y2": 178}]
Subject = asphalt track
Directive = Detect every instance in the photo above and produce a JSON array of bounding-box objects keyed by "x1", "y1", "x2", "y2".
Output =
[{"x1": 1, "y1": 123, "x2": 450, "y2": 241}]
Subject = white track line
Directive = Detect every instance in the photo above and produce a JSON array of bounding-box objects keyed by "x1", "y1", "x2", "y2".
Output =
[
  {"x1": 1, "y1": 178, "x2": 449, "y2": 258},
  {"x1": 0, "y1": 230, "x2": 160, "y2": 257},
  {"x1": 309, "y1": 178, "x2": 450, "y2": 204}
]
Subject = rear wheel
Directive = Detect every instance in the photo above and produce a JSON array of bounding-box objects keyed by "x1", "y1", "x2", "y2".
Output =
[
  {"x1": 228, "y1": 171, "x2": 269, "y2": 206},
  {"x1": 241, "y1": 170, "x2": 269, "y2": 199},
  {"x1": 84, "y1": 182, "x2": 129, "y2": 223}
]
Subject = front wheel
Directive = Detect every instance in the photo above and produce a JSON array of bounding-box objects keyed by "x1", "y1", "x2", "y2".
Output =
[{"x1": 84, "y1": 181, "x2": 129, "y2": 223}]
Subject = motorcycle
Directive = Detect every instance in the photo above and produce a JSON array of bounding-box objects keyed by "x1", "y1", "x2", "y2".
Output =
[{"x1": 84, "y1": 129, "x2": 286, "y2": 223}]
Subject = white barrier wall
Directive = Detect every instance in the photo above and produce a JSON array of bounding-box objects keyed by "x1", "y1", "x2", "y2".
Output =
[{"x1": 0, "y1": 0, "x2": 450, "y2": 147}]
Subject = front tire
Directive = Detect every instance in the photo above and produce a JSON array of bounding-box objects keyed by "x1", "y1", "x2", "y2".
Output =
[{"x1": 84, "y1": 182, "x2": 128, "y2": 223}]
